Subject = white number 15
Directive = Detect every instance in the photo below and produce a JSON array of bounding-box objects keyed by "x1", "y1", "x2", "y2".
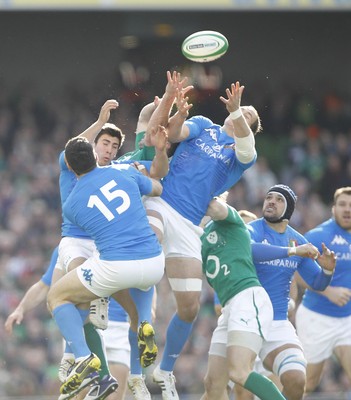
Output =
[{"x1": 87, "y1": 180, "x2": 130, "y2": 221}]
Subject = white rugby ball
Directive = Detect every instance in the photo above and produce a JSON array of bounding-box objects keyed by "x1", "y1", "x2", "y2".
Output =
[{"x1": 181, "y1": 30, "x2": 229, "y2": 63}]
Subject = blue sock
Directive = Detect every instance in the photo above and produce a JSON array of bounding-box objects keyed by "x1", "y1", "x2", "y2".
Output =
[
  {"x1": 77, "y1": 308, "x2": 90, "y2": 323},
  {"x1": 64, "y1": 341, "x2": 73, "y2": 354},
  {"x1": 130, "y1": 287, "x2": 154, "y2": 323},
  {"x1": 129, "y1": 328, "x2": 142, "y2": 375},
  {"x1": 53, "y1": 304, "x2": 91, "y2": 359},
  {"x1": 160, "y1": 313, "x2": 193, "y2": 372}
]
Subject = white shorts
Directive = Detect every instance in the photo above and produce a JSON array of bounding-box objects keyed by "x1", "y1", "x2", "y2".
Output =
[
  {"x1": 76, "y1": 252, "x2": 165, "y2": 298},
  {"x1": 56, "y1": 237, "x2": 97, "y2": 273},
  {"x1": 209, "y1": 287, "x2": 273, "y2": 354},
  {"x1": 144, "y1": 197, "x2": 203, "y2": 261},
  {"x1": 295, "y1": 304, "x2": 351, "y2": 363},
  {"x1": 259, "y1": 320, "x2": 303, "y2": 361},
  {"x1": 101, "y1": 321, "x2": 130, "y2": 368}
]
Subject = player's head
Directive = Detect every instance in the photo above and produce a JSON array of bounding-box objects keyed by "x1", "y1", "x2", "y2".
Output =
[
  {"x1": 94, "y1": 123, "x2": 125, "y2": 166},
  {"x1": 65, "y1": 137, "x2": 96, "y2": 176},
  {"x1": 223, "y1": 105, "x2": 262, "y2": 136},
  {"x1": 332, "y1": 186, "x2": 351, "y2": 231},
  {"x1": 263, "y1": 184, "x2": 297, "y2": 224}
]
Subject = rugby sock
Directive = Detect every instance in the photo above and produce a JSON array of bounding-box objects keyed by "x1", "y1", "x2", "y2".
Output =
[
  {"x1": 53, "y1": 304, "x2": 91, "y2": 359},
  {"x1": 84, "y1": 322, "x2": 110, "y2": 379},
  {"x1": 129, "y1": 328, "x2": 142, "y2": 375},
  {"x1": 243, "y1": 371, "x2": 286, "y2": 400},
  {"x1": 77, "y1": 308, "x2": 90, "y2": 323},
  {"x1": 160, "y1": 313, "x2": 193, "y2": 372},
  {"x1": 130, "y1": 286, "x2": 154, "y2": 323},
  {"x1": 63, "y1": 341, "x2": 73, "y2": 355}
]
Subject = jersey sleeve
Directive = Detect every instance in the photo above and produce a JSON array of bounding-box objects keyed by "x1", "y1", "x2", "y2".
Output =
[
  {"x1": 185, "y1": 115, "x2": 214, "y2": 139},
  {"x1": 59, "y1": 150, "x2": 68, "y2": 171},
  {"x1": 41, "y1": 246, "x2": 59, "y2": 286}
]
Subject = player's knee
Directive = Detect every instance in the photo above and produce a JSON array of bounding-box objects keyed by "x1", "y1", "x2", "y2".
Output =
[
  {"x1": 273, "y1": 348, "x2": 306, "y2": 397},
  {"x1": 281, "y1": 370, "x2": 305, "y2": 398},
  {"x1": 178, "y1": 300, "x2": 200, "y2": 321},
  {"x1": 273, "y1": 348, "x2": 307, "y2": 377}
]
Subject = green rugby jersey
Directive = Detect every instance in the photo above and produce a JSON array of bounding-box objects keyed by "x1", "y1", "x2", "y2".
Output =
[{"x1": 201, "y1": 206, "x2": 261, "y2": 306}]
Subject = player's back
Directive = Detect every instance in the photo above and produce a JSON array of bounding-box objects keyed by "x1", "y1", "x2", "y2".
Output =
[{"x1": 63, "y1": 164, "x2": 161, "y2": 261}]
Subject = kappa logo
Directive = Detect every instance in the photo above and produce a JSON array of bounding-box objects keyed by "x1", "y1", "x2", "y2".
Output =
[
  {"x1": 331, "y1": 235, "x2": 348, "y2": 246},
  {"x1": 207, "y1": 231, "x2": 218, "y2": 244},
  {"x1": 207, "y1": 128, "x2": 218, "y2": 142},
  {"x1": 82, "y1": 268, "x2": 93, "y2": 286}
]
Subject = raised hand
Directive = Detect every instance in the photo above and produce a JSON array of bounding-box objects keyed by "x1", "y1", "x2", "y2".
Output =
[
  {"x1": 220, "y1": 81, "x2": 245, "y2": 113},
  {"x1": 165, "y1": 70, "x2": 193, "y2": 99},
  {"x1": 97, "y1": 99, "x2": 119, "y2": 125},
  {"x1": 175, "y1": 89, "x2": 193, "y2": 119},
  {"x1": 316, "y1": 243, "x2": 337, "y2": 273}
]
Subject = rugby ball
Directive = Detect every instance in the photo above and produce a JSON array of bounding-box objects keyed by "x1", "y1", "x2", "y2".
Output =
[{"x1": 181, "y1": 31, "x2": 229, "y2": 63}]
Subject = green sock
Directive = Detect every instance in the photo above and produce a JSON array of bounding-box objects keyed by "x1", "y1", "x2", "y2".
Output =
[
  {"x1": 243, "y1": 371, "x2": 286, "y2": 400},
  {"x1": 84, "y1": 322, "x2": 110, "y2": 379}
]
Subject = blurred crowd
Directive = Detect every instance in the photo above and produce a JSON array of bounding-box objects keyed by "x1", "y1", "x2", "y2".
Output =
[{"x1": 1, "y1": 65, "x2": 351, "y2": 397}]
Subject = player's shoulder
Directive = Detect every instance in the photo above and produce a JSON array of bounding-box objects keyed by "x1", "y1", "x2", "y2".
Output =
[
  {"x1": 247, "y1": 218, "x2": 264, "y2": 237},
  {"x1": 185, "y1": 115, "x2": 214, "y2": 132},
  {"x1": 305, "y1": 218, "x2": 334, "y2": 239}
]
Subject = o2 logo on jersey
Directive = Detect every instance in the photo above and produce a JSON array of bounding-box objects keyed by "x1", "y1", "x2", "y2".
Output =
[
  {"x1": 88, "y1": 180, "x2": 131, "y2": 221},
  {"x1": 205, "y1": 255, "x2": 230, "y2": 279}
]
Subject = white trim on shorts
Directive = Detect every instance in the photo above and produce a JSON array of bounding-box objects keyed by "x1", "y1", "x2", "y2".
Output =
[{"x1": 144, "y1": 196, "x2": 203, "y2": 261}]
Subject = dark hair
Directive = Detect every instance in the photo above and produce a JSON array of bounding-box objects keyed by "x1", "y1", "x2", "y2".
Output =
[
  {"x1": 65, "y1": 137, "x2": 96, "y2": 176},
  {"x1": 94, "y1": 123, "x2": 125, "y2": 148}
]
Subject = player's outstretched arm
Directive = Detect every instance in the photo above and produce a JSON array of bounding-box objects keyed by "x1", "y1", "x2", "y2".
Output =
[
  {"x1": 136, "y1": 97, "x2": 160, "y2": 134},
  {"x1": 166, "y1": 88, "x2": 193, "y2": 143},
  {"x1": 78, "y1": 99, "x2": 119, "y2": 143},
  {"x1": 149, "y1": 125, "x2": 169, "y2": 180},
  {"x1": 146, "y1": 71, "x2": 192, "y2": 145},
  {"x1": 5, "y1": 280, "x2": 50, "y2": 335},
  {"x1": 205, "y1": 198, "x2": 229, "y2": 221},
  {"x1": 220, "y1": 81, "x2": 251, "y2": 138}
]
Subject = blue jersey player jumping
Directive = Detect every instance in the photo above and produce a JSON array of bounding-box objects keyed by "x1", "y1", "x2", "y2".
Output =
[{"x1": 47, "y1": 137, "x2": 165, "y2": 399}]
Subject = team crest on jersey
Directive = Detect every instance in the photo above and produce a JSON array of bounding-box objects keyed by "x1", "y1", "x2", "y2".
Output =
[
  {"x1": 331, "y1": 235, "x2": 348, "y2": 245},
  {"x1": 262, "y1": 239, "x2": 270, "y2": 244},
  {"x1": 289, "y1": 239, "x2": 298, "y2": 247},
  {"x1": 207, "y1": 231, "x2": 218, "y2": 244}
]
